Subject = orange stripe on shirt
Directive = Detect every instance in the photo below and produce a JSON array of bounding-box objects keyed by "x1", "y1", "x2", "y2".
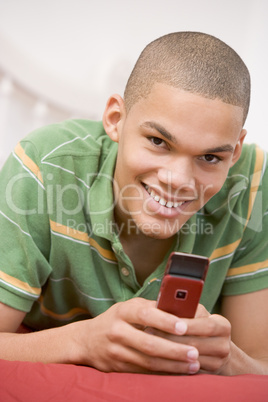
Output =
[
  {"x1": 14, "y1": 143, "x2": 43, "y2": 184},
  {"x1": 246, "y1": 146, "x2": 264, "y2": 223},
  {"x1": 210, "y1": 239, "x2": 241, "y2": 261},
  {"x1": 50, "y1": 220, "x2": 117, "y2": 262},
  {"x1": 227, "y1": 259, "x2": 268, "y2": 277},
  {"x1": 38, "y1": 295, "x2": 89, "y2": 320},
  {"x1": 0, "y1": 270, "x2": 41, "y2": 296}
]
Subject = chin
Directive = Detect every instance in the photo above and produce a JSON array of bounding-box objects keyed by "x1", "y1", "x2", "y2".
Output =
[
  {"x1": 139, "y1": 230, "x2": 167, "y2": 239},
  {"x1": 136, "y1": 220, "x2": 181, "y2": 240}
]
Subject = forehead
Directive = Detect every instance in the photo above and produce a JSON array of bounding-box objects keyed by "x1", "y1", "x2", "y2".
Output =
[{"x1": 127, "y1": 83, "x2": 244, "y2": 142}]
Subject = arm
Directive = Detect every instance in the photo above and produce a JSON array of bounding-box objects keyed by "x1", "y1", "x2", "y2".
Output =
[
  {"x1": 0, "y1": 298, "x2": 201, "y2": 373},
  {"x1": 0, "y1": 302, "x2": 77, "y2": 364},
  {"x1": 0, "y1": 303, "x2": 26, "y2": 332},
  {"x1": 220, "y1": 288, "x2": 268, "y2": 375},
  {"x1": 2, "y1": 292, "x2": 267, "y2": 375}
]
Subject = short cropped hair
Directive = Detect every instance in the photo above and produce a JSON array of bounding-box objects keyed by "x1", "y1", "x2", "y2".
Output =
[{"x1": 124, "y1": 32, "x2": 250, "y2": 125}]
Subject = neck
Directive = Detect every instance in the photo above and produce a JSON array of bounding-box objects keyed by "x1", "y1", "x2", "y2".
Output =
[{"x1": 116, "y1": 217, "x2": 176, "y2": 285}]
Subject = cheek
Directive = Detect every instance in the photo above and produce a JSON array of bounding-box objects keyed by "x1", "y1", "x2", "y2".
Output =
[
  {"x1": 198, "y1": 173, "x2": 227, "y2": 202},
  {"x1": 121, "y1": 149, "x2": 155, "y2": 179}
]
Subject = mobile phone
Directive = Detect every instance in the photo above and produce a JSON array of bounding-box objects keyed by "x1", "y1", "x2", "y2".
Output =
[{"x1": 157, "y1": 252, "x2": 209, "y2": 318}]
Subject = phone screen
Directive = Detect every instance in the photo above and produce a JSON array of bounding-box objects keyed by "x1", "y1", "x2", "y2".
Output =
[{"x1": 168, "y1": 253, "x2": 208, "y2": 279}]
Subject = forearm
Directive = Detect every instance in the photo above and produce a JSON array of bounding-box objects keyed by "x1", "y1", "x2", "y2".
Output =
[{"x1": 0, "y1": 322, "x2": 82, "y2": 364}]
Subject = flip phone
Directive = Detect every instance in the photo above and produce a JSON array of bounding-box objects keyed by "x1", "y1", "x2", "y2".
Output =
[{"x1": 157, "y1": 252, "x2": 209, "y2": 318}]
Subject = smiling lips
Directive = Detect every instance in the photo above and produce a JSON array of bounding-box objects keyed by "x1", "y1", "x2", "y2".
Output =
[{"x1": 144, "y1": 184, "x2": 187, "y2": 208}]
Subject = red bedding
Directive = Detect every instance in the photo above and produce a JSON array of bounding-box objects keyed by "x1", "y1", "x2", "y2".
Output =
[{"x1": 0, "y1": 359, "x2": 267, "y2": 401}]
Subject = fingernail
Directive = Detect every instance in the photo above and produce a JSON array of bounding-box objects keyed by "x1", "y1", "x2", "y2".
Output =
[
  {"x1": 188, "y1": 361, "x2": 200, "y2": 374},
  {"x1": 187, "y1": 348, "x2": 199, "y2": 362},
  {"x1": 175, "y1": 320, "x2": 187, "y2": 334}
]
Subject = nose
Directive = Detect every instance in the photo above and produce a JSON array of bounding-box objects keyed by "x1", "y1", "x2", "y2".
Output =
[{"x1": 157, "y1": 156, "x2": 196, "y2": 193}]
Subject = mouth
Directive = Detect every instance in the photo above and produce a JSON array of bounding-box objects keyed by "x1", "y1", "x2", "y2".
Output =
[{"x1": 143, "y1": 184, "x2": 189, "y2": 209}]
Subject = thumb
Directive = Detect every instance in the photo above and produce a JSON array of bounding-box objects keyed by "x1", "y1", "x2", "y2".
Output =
[{"x1": 195, "y1": 303, "x2": 210, "y2": 318}]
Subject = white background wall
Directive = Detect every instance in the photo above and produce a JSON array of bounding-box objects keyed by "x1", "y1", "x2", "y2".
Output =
[{"x1": 0, "y1": 0, "x2": 267, "y2": 167}]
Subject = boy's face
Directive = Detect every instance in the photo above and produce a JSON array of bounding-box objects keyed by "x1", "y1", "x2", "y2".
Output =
[{"x1": 103, "y1": 83, "x2": 246, "y2": 239}]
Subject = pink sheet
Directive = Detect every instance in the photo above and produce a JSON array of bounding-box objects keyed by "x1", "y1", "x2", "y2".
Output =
[{"x1": 0, "y1": 359, "x2": 267, "y2": 401}]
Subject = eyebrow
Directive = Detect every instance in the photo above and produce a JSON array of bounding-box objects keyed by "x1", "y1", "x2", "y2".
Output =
[
  {"x1": 203, "y1": 145, "x2": 234, "y2": 154},
  {"x1": 141, "y1": 121, "x2": 234, "y2": 154},
  {"x1": 141, "y1": 121, "x2": 178, "y2": 144}
]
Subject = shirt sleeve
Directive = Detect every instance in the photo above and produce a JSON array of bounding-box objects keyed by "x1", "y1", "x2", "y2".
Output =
[
  {"x1": 0, "y1": 140, "x2": 52, "y2": 312},
  {"x1": 222, "y1": 147, "x2": 268, "y2": 296}
]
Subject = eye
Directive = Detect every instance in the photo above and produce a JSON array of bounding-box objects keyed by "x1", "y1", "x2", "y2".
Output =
[
  {"x1": 202, "y1": 154, "x2": 222, "y2": 164},
  {"x1": 150, "y1": 136, "x2": 164, "y2": 145},
  {"x1": 148, "y1": 136, "x2": 167, "y2": 148}
]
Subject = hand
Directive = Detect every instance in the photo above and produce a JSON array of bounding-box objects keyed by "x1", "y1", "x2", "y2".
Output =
[
  {"x1": 74, "y1": 297, "x2": 200, "y2": 374},
  {"x1": 147, "y1": 304, "x2": 232, "y2": 375},
  {"x1": 192, "y1": 304, "x2": 232, "y2": 374}
]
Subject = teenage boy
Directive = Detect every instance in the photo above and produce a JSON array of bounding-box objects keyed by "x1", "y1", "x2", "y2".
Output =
[{"x1": 0, "y1": 32, "x2": 268, "y2": 375}]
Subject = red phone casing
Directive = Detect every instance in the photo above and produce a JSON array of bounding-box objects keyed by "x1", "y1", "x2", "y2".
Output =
[{"x1": 157, "y1": 275, "x2": 204, "y2": 318}]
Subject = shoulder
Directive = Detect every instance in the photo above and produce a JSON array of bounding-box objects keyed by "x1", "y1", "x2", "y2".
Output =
[
  {"x1": 1, "y1": 119, "x2": 116, "y2": 192},
  {"x1": 19, "y1": 119, "x2": 113, "y2": 161},
  {"x1": 228, "y1": 143, "x2": 268, "y2": 209},
  {"x1": 230, "y1": 143, "x2": 267, "y2": 178},
  {"x1": 206, "y1": 143, "x2": 267, "y2": 212}
]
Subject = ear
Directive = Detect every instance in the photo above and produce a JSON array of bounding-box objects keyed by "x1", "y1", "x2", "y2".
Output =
[
  {"x1": 231, "y1": 129, "x2": 247, "y2": 166},
  {"x1": 102, "y1": 94, "x2": 126, "y2": 143}
]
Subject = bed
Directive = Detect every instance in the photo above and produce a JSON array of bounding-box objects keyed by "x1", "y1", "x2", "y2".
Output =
[{"x1": 0, "y1": 358, "x2": 267, "y2": 401}]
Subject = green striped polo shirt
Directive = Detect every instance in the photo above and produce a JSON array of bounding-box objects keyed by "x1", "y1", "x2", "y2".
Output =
[{"x1": 0, "y1": 119, "x2": 268, "y2": 330}]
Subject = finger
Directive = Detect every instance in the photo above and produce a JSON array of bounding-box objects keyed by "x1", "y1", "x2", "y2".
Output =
[
  {"x1": 198, "y1": 354, "x2": 229, "y2": 374},
  {"x1": 117, "y1": 298, "x2": 188, "y2": 336},
  {"x1": 107, "y1": 341, "x2": 200, "y2": 374},
  {"x1": 195, "y1": 303, "x2": 210, "y2": 318},
  {"x1": 134, "y1": 329, "x2": 199, "y2": 362},
  {"x1": 184, "y1": 314, "x2": 231, "y2": 337},
  {"x1": 110, "y1": 318, "x2": 199, "y2": 364},
  {"x1": 140, "y1": 329, "x2": 230, "y2": 375},
  {"x1": 168, "y1": 334, "x2": 231, "y2": 357}
]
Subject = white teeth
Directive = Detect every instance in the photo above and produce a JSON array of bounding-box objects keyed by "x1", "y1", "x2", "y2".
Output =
[
  {"x1": 144, "y1": 184, "x2": 185, "y2": 208},
  {"x1": 166, "y1": 201, "x2": 173, "y2": 208}
]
